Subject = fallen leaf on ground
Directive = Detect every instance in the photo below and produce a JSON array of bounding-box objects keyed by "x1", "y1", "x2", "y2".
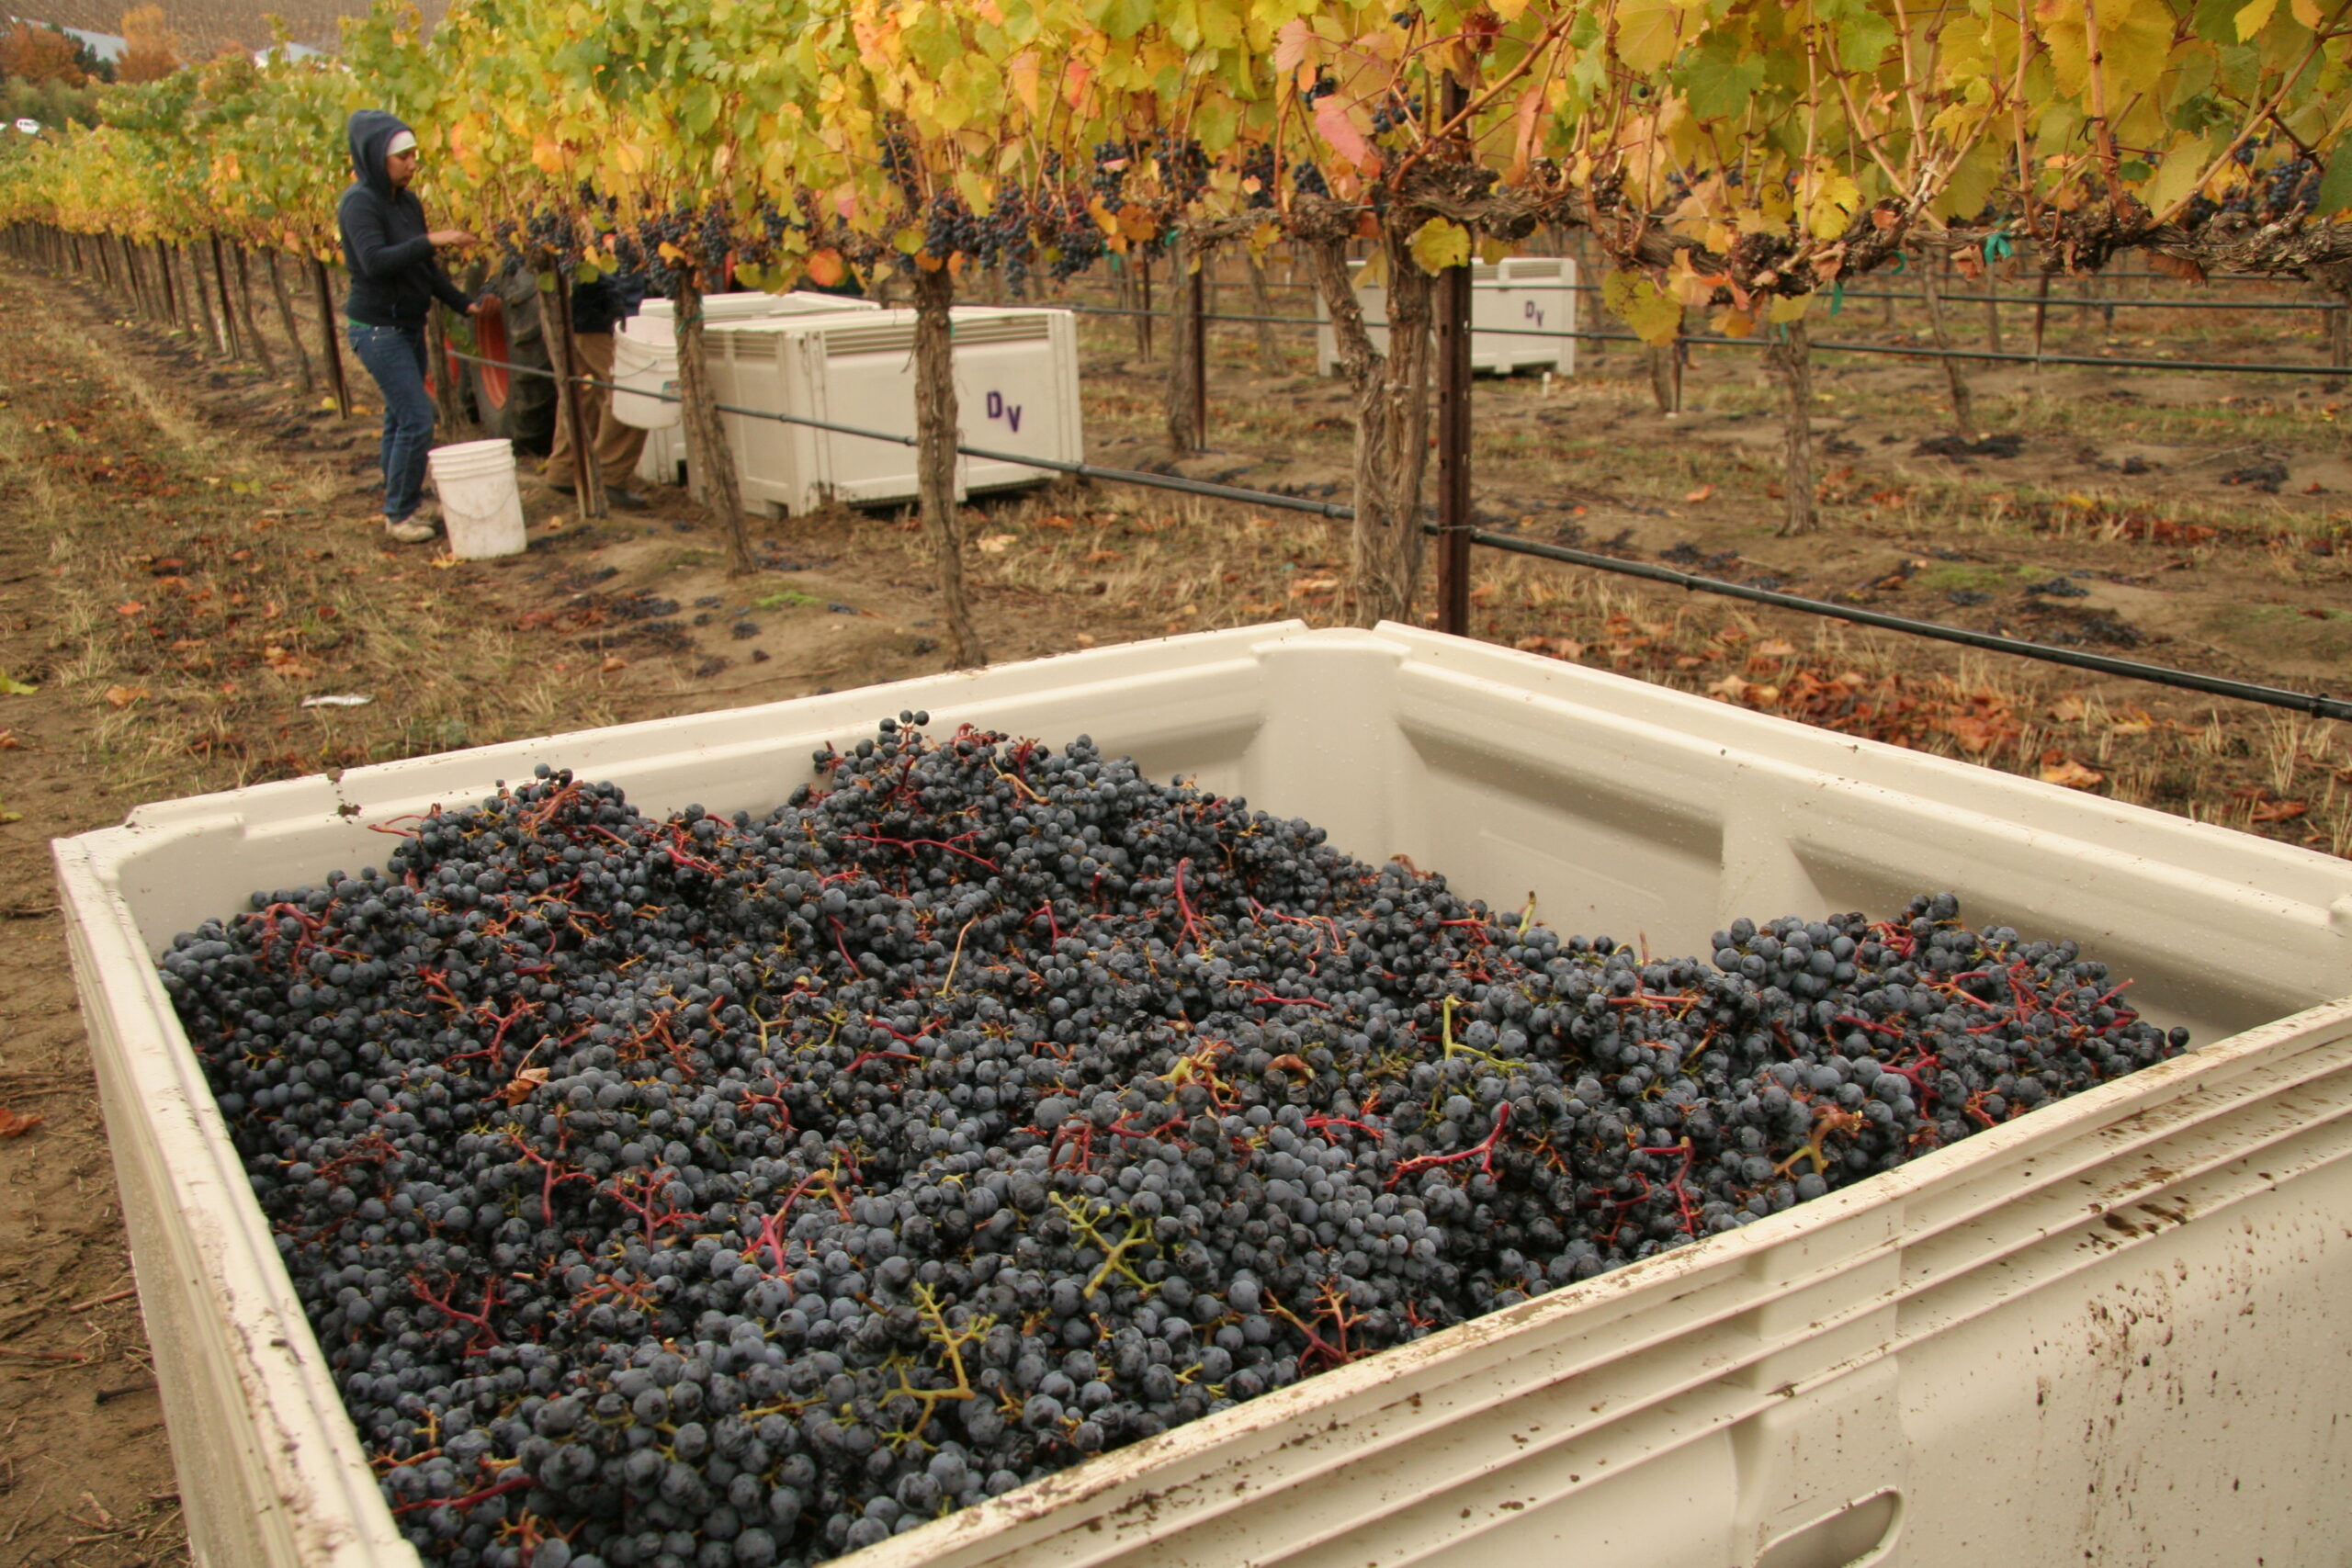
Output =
[
  {"x1": 2049, "y1": 695, "x2": 2086, "y2": 723},
  {"x1": 102, "y1": 684, "x2": 149, "y2": 708},
  {"x1": 2251, "y1": 797, "x2": 2310, "y2": 823},
  {"x1": 0, "y1": 1106, "x2": 43, "y2": 1137},
  {"x1": 1754, "y1": 638, "x2": 1798, "y2": 659},
  {"x1": 0, "y1": 671, "x2": 33, "y2": 695},
  {"x1": 600, "y1": 654, "x2": 628, "y2": 673},
  {"x1": 1683, "y1": 483, "x2": 1714, "y2": 502},
  {"x1": 2039, "y1": 759, "x2": 2105, "y2": 789},
  {"x1": 114, "y1": 601, "x2": 144, "y2": 617},
  {"x1": 976, "y1": 534, "x2": 1020, "y2": 554}
]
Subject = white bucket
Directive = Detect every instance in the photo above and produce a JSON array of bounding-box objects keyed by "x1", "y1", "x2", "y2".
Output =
[
  {"x1": 425, "y1": 438, "x2": 528, "y2": 560},
  {"x1": 611, "y1": 332, "x2": 682, "y2": 430}
]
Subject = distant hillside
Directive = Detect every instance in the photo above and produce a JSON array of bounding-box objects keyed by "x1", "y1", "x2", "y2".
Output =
[{"x1": 20, "y1": 0, "x2": 446, "y2": 58}]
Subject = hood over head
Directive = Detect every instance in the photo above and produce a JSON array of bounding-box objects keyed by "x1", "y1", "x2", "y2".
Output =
[{"x1": 346, "y1": 109, "x2": 412, "y2": 198}]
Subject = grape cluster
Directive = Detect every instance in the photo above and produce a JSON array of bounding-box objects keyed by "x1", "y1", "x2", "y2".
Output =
[
  {"x1": 1368, "y1": 92, "x2": 1420, "y2": 137},
  {"x1": 1149, "y1": 132, "x2": 1207, "y2": 207},
  {"x1": 1239, "y1": 142, "x2": 1277, "y2": 210},
  {"x1": 162, "y1": 723, "x2": 2185, "y2": 1568}
]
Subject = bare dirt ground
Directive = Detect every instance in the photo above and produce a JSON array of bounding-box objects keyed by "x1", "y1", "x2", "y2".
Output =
[{"x1": 0, "y1": 253, "x2": 2346, "y2": 1564}]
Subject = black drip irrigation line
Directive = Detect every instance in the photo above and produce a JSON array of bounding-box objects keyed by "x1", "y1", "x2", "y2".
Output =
[
  {"x1": 443, "y1": 344, "x2": 2352, "y2": 724},
  {"x1": 1466, "y1": 531, "x2": 2352, "y2": 723},
  {"x1": 1054, "y1": 301, "x2": 2352, "y2": 378}
]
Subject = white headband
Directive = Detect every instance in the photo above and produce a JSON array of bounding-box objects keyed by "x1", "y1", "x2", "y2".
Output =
[{"x1": 386, "y1": 130, "x2": 417, "y2": 156}]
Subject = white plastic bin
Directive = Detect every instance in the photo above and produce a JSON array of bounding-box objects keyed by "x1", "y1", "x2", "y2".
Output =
[
  {"x1": 422, "y1": 438, "x2": 526, "y2": 559},
  {"x1": 705, "y1": 306, "x2": 1083, "y2": 517},
  {"x1": 612, "y1": 291, "x2": 880, "y2": 432},
  {"x1": 634, "y1": 421, "x2": 685, "y2": 489},
  {"x1": 1316, "y1": 255, "x2": 1578, "y2": 377},
  {"x1": 53, "y1": 624, "x2": 2352, "y2": 1568}
]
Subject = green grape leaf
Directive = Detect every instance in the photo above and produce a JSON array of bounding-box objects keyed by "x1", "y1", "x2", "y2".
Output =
[
  {"x1": 1408, "y1": 217, "x2": 1470, "y2": 275},
  {"x1": 2318, "y1": 140, "x2": 2352, "y2": 217}
]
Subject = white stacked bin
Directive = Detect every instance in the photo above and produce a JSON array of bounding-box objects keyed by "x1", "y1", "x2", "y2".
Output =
[
  {"x1": 1315, "y1": 255, "x2": 1578, "y2": 377},
  {"x1": 703, "y1": 306, "x2": 1083, "y2": 517},
  {"x1": 52, "y1": 623, "x2": 2352, "y2": 1568},
  {"x1": 610, "y1": 291, "x2": 881, "y2": 488}
]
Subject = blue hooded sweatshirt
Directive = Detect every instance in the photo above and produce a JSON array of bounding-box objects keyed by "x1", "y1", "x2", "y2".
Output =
[{"x1": 336, "y1": 109, "x2": 472, "y2": 330}]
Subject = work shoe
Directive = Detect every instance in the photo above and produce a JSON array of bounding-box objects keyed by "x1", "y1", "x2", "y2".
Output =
[
  {"x1": 606, "y1": 488, "x2": 651, "y2": 512},
  {"x1": 384, "y1": 510, "x2": 438, "y2": 545}
]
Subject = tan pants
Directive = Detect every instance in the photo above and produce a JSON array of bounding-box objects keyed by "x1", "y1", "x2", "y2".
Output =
[{"x1": 542, "y1": 331, "x2": 650, "y2": 490}]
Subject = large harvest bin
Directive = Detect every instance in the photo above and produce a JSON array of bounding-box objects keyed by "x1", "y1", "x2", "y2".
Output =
[
  {"x1": 1315, "y1": 256, "x2": 1579, "y2": 378},
  {"x1": 705, "y1": 306, "x2": 1084, "y2": 517},
  {"x1": 53, "y1": 624, "x2": 2352, "y2": 1568},
  {"x1": 615, "y1": 292, "x2": 882, "y2": 489}
]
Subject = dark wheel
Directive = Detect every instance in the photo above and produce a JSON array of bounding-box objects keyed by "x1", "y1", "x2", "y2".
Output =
[{"x1": 466, "y1": 270, "x2": 557, "y2": 453}]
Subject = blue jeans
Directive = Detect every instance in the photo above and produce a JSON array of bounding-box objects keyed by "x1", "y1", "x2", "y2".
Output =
[{"x1": 347, "y1": 321, "x2": 435, "y2": 523}]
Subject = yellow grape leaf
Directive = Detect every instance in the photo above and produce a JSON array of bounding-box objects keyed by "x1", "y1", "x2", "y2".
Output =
[
  {"x1": 1478, "y1": 237, "x2": 1514, "y2": 265},
  {"x1": 892, "y1": 226, "x2": 926, "y2": 255},
  {"x1": 1710, "y1": 307, "x2": 1757, "y2": 338},
  {"x1": 1601, "y1": 271, "x2": 1684, "y2": 345},
  {"x1": 2141, "y1": 138, "x2": 2208, "y2": 218},
  {"x1": 2290, "y1": 0, "x2": 2322, "y2": 23},
  {"x1": 1408, "y1": 217, "x2": 1470, "y2": 275},
  {"x1": 1006, "y1": 51, "x2": 1040, "y2": 115},
  {"x1": 1804, "y1": 175, "x2": 1861, "y2": 240},
  {"x1": 1490, "y1": 0, "x2": 1532, "y2": 16},
  {"x1": 530, "y1": 138, "x2": 566, "y2": 176},
  {"x1": 1613, "y1": 0, "x2": 1684, "y2": 72},
  {"x1": 1089, "y1": 197, "x2": 1120, "y2": 236},
  {"x1": 2233, "y1": 0, "x2": 2275, "y2": 37},
  {"x1": 657, "y1": 243, "x2": 689, "y2": 264},
  {"x1": 956, "y1": 168, "x2": 995, "y2": 217},
  {"x1": 1766, "y1": 294, "x2": 1811, "y2": 324}
]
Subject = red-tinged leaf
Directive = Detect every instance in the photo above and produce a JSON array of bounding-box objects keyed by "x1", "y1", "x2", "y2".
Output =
[
  {"x1": 0, "y1": 1106, "x2": 43, "y2": 1137},
  {"x1": 1313, "y1": 95, "x2": 1372, "y2": 171},
  {"x1": 2251, "y1": 797, "x2": 2310, "y2": 823}
]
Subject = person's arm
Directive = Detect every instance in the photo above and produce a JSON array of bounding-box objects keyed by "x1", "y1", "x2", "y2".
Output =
[
  {"x1": 342, "y1": 192, "x2": 435, "y2": 281},
  {"x1": 425, "y1": 256, "x2": 474, "y2": 314}
]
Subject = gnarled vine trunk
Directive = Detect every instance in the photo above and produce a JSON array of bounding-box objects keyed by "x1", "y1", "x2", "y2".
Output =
[
  {"x1": 1164, "y1": 231, "x2": 1204, "y2": 456},
  {"x1": 911, "y1": 264, "x2": 984, "y2": 669},
  {"x1": 1245, "y1": 251, "x2": 1283, "y2": 374},
  {"x1": 1305, "y1": 220, "x2": 1435, "y2": 627},
  {"x1": 266, "y1": 251, "x2": 315, "y2": 393},
  {"x1": 1764, "y1": 319, "x2": 1817, "y2": 536},
  {"x1": 1916, "y1": 255, "x2": 1977, "y2": 440},
  {"x1": 673, "y1": 276, "x2": 754, "y2": 575},
  {"x1": 232, "y1": 244, "x2": 276, "y2": 378}
]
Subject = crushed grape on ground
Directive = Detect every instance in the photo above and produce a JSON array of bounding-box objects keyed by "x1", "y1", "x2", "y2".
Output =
[{"x1": 159, "y1": 720, "x2": 2188, "y2": 1568}]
